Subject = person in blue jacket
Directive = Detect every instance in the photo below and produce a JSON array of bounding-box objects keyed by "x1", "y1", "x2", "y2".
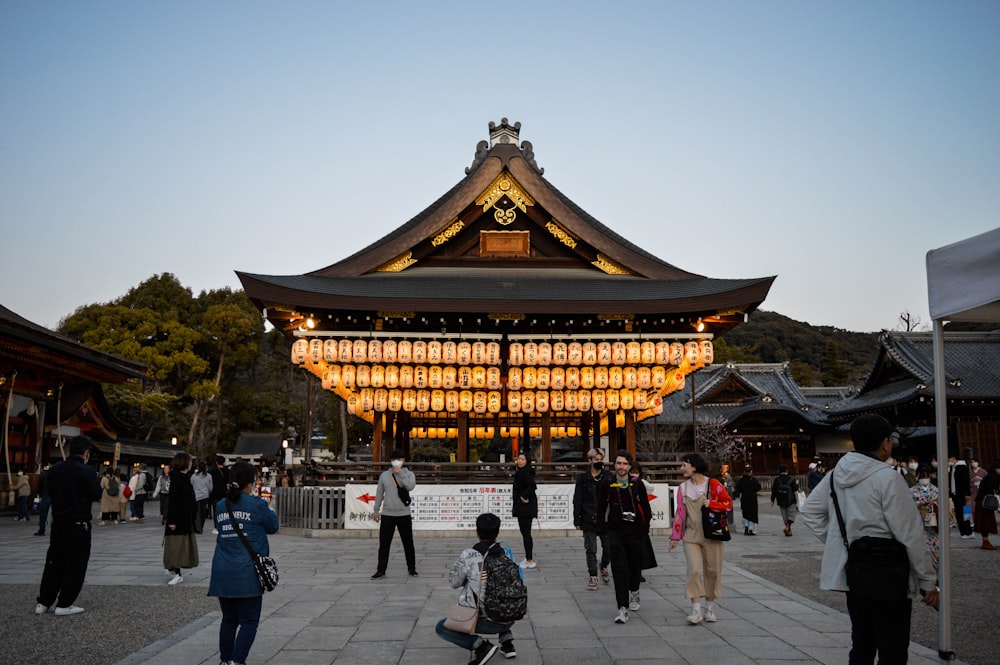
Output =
[{"x1": 208, "y1": 461, "x2": 279, "y2": 665}]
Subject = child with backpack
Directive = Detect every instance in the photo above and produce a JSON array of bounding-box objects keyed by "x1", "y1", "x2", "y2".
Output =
[
  {"x1": 770, "y1": 465, "x2": 799, "y2": 536},
  {"x1": 436, "y1": 512, "x2": 527, "y2": 665}
]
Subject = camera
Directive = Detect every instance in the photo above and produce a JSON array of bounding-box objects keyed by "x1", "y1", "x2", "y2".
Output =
[{"x1": 622, "y1": 511, "x2": 636, "y2": 523}]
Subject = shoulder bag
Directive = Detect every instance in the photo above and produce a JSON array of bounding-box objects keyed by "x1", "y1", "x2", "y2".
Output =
[
  {"x1": 701, "y1": 479, "x2": 731, "y2": 541},
  {"x1": 226, "y1": 499, "x2": 279, "y2": 592},
  {"x1": 443, "y1": 556, "x2": 483, "y2": 634},
  {"x1": 829, "y1": 469, "x2": 909, "y2": 601},
  {"x1": 983, "y1": 493, "x2": 1000, "y2": 512},
  {"x1": 391, "y1": 473, "x2": 411, "y2": 506}
]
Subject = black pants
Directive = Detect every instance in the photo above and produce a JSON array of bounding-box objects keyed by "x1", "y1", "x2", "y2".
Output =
[
  {"x1": 133, "y1": 493, "x2": 147, "y2": 519},
  {"x1": 607, "y1": 530, "x2": 643, "y2": 609},
  {"x1": 376, "y1": 514, "x2": 416, "y2": 573},
  {"x1": 846, "y1": 592, "x2": 911, "y2": 665},
  {"x1": 37, "y1": 520, "x2": 92, "y2": 609},
  {"x1": 517, "y1": 516, "x2": 534, "y2": 560},
  {"x1": 952, "y1": 495, "x2": 972, "y2": 535}
]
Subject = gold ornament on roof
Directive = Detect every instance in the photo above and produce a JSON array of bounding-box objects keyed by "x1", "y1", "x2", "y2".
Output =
[
  {"x1": 592, "y1": 254, "x2": 631, "y2": 275},
  {"x1": 546, "y1": 220, "x2": 577, "y2": 248},
  {"x1": 432, "y1": 219, "x2": 465, "y2": 246},
  {"x1": 375, "y1": 251, "x2": 417, "y2": 273},
  {"x1": 476, "y1": 173, "x2": 534, "y2": 226}
]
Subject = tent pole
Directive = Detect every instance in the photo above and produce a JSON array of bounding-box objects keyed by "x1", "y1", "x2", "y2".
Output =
[{"x1": 932, "y1": 318, "x2": 953, "y2": 662}]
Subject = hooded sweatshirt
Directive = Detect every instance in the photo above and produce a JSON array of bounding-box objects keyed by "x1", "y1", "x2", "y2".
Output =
[{"x1": 799, "y1": 451, "x2": 936, "y2": 597}]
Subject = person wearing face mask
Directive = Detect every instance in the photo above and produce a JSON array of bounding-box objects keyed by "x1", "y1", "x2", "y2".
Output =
[
  {"x1": 573, "y1": 448, "x2": 611, "y2": 590},
  {"x1": 971, "y1": 459, "x2": 999, "y2": 551},
  {"x1": 902, "y1": 457, "x2": 919, "y2": 488},
  {"x1": 371, "y1": 449, "x2": 417, "y2": 579},
  {"x1": 909, "y1": 464, "x2": 940, "y2": 571},
  {"x1": 512, "y1": 452, "x2": 539, "y2": 569},
  {"x1": 969, "y1": 457, "x2": 987, "y2": 507}
]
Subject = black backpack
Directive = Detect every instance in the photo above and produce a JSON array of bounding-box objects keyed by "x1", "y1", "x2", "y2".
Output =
[
  {"x1": 480, "y1": 543, "x2": 528, "y2": 624},
  {"x1": 106, "y1": 476, "x2": 120, "y2": 497},
  {"x1": 144, "y1": 472, "x2": 154, "y2": 494},
  {"x1": 775, "y1": 477, "x2": 795, "y2": 507}
]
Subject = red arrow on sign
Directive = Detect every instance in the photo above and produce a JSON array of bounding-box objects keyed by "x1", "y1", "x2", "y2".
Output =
[
  {"x1": 358, "y1": 492, "x2": 377, "y2": 504},
  {"x1": 646, "y1": 493, "x2": 657, "y2": 502}
]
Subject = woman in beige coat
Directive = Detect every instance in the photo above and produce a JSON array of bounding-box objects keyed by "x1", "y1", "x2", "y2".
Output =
[{"x1": 99, "y1": 470, "x2": 121, "y2": 524}]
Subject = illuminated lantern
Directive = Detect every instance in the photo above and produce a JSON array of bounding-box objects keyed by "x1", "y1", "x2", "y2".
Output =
[
  {"x1": 412, "y1": 341, "x2": 427, "y2": 363},
  {"x1": 403, "y1": 389, "x2": 417, "y2": 412},
  {"x1": 655, "y1": 342, "x2": 671, "y2": 364},
  {"x1": 413, "y1": 365, "x2": 427, "y2": 389},
  {"x1": 553, "y1": 342, "x2": 567, "y2": 364},
  {"x1": 324, "y1": 340, "x2": 338, "y2": 362},
  {"x1": 291, "y1": 339, "x2": 308, "y2": 364},
  {"x1": 396, "y1": 340, "x2": 411, "y2": 364},
  {"x1": 651, "y1": 365, "x2": 667, "y2": 388},
  {"x1": 625, "y1": 341, "x2": 641, "y2": 364},
  {"x1": 442, "y1": 366, "x2": 457, "y2": 389},
  {"x1": 508, "y1": 367, "x2": 522, "y2": 391},
  {"x1": 446, "y1": 391, "x2": 460, "y2": 413},
  {"x1": 442, "y1": 341, "x2": 457, "y2": 364},
  {"x1": 568, "y1": 342, "x2": 583, "y2": 365},
  {"x1": 536, "y1": 367, "x2": 550, "y2": 390},
  {"x1": 472, "y1": 366, "x2": 487, "y2": 388},
  {"x1": 580, "y1": 366, "x2": 594, "y2": 389},
  {"x1": 582, "y1": 342, "x2": 597, "y2": 365},
  {"x1": 550, "y1": 367, "x2": 565, "y2": 390},
  {"x1": 606, "y1": 389, "x2": 620, "y2": 411},
  {"x1": 566, "y1": 367, "x2": 580, "y2": 389},
  {"x1": 367, "y1": 339, "x2": 383, "y2": 363},
  {"x1": 457, "y1": 341, "x2": 471, "y2": 365},
  {"x1": 578, "y1": 390, "x2": 591, "y2": 411},
  {"x1": 416, "y1": 390, "x2": 430, "y2": 412},
  {"x1": 355, "y1": 365, "x2": 371, "y2": 387},
  {"x1": 353, "y1": 339, "x2": 368, "y2": 364},
  {"x1": 385, "y1": 365, "x2": 399, "y2": 389},
  {"x1": 700, "y1": 340, "x2": 714, "y2": 365},
  {"x1": 308, "y1": 339, "x2": 323, "y2": 363},
  {"x1": 622, "y1": 366, "x2": 637, "y2": 389},
  {"x1": 592, "y1": 389, "x2": 606, "y2": 412},
  {"x1": 509, "y1": 342, "x2": 523, "y2": 366},
  {"x1": 620, "y1": 389, "x2": 634, "y2": 410},
  {"x1": 550, "y1": 390, "x2": 564, "y2": 411},
  {"x1": 609, "y1": 366, "x2": 623, "y2": 389},
  {"x1": 321, "y1": 370, "x2": 333, "y2": 391},
  {"x1": 634, "y1": 390, "x2": 648, "y2": 410},
  {"x1": 341, "y1": 365, "x2": 356, "y2": 389},
  {"x1": 338, "y1": 339, "x2": 353, "y2": 363},
  {"x1": 523, "y1": 366, "x2": 537, "y2": 389},
  {"x1": 459, "y1": 390, "x2": 473, "y2": 412},
  {"x1": 538, "y1": 342, "x2": 552, "y2": 366},
  {"x1": 428, "y1": 341, "x2": 442, "y2": 363},
  {"x1": 564, "y1": 390, "x2": 578, "y2": 411},
  {"x1": 388, "y1": 389, "x2": 402, "y2": 412},
  {"x1": 488, "y1": 391, "x2": 502, "y2": 413},
  {"x1": 521, "y1": 390, "x2": 535, "y2": 413},
  {"x1": 360, "y1": 388, "x2": 375, "y2": 412},
  {"x1": 473, "y1": 391, "x2": 487, "y2": 414},
  {"x1": 428, "y1": 365, "x2": 443, "y2": 388},
  {"x1": 486, "y1": 342, "x2": 502, "y2": 365},
  {"x1": 594, "y1": 366, "x2": 609, "y2": 389},
  {"x1": 640, "y1": 342, "x2": 656, "y2": 364},
  {"x1": 374, "y1": 365, "x2": 388, "y2": 387},
  {"x1": 535, "y1": 391, "x2": 549, "y2": 412},
  {"x1": 382, "y1": 340, "x2": 396, "y2": 363},
  {"x1": 458, "y1": 366, "x2": 473, "y2": 389},
  {"x1": 326, "y1": 365, "x2": 341, "y2": 388},
  {"x1": 523, "y1": 342, "x2": 538, "y2": 365},
  {"x1": 431, "y1": 390, "x2": 445, "y2": 412},
  {"x1": 685, "y1": 341, "x2": 700, "y2": 365},
  {"x1": 347, "y1": 394, "x2": 359, "y2": 416},
  {"x1": 636, "y1": 367, "x2": 651, "y2": 390},
  {"x1": 669, "y1": 342, "x2": 684, "y2": 365},
  {"x1": 374, "y1": 389, "x2": 388, "y2": 412},
  {"x1": 507, "y1": 391, "x2": 521, "y2": 413},
  {"x1": 612, "y1": 342, "x2": 627, "y2": 365},
  {"x1": 472, "y1": 342, "x2": 486, "y2": 364},
  {"x1": 399, "y1": 365, "x2": 413, "y2": 388},
  {"x1": 486, "y1": 367, "x2": 501, "y2": 390},
  {"x1": 596, "y1": 342, "x2": 611, "y2": 365}
]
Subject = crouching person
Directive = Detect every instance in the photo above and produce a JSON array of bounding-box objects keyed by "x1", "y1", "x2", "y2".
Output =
[{"x1": 437, "y1": 512, "x2": 524, "y2": 665}]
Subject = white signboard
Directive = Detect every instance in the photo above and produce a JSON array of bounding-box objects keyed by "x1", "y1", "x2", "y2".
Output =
[{"x1": 345, "y1": 482, "x2": 675, "y2": 530}]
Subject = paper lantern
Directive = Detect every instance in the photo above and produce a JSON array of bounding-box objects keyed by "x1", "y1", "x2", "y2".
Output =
[
  {"x1": 565, "y1": 367, "x2": 580, "y2": 389},
  {"x1": 669, "y1": 342, "x2": 684, "y2": 366},
  {"x1": 382, "y1": 340, "x2": 397, "y2": 363},
  {"x1": 620, "y1": 389, "x2": 634, "y2": 410},
  {"x1": 338, "y1": 340, "x2": 353, "y2": 363},
  {"x1": 428, "y1": 365, "x2": 443, "y2": 388},
  {"x1": 396, "y1": 340, "x2": 411, "y2": 364},
  {"x1": 508, "y1": 367, "x2": 522, "y2": 391},
  {"x1": 457, "y1": 341, "x2": 471, "y2": 365},
  {"x1": 443, "y1": 341, "x2": 457, "y2": 364},
  {"x1": 594, "y1": 366, "x2": 609, "y2": 389},
  {"x1": 442, "y1": 366, "x2": 457, "y2": 389},
  {"x1": 360, "y1": 388, "x2": 375, "y2": 412},
  {"x1": 640, "y1": 342, "x2": 656, "y2": 365},
  {"x1": 374, "y1": 365, "x2": 388, "y2": 387},
  {"x1": 609, "y1": 366, "x2": 623, "y2": 389},
  {"x1": 583, "y1": 342, "x2": 597, "y2": 365},
  {"x1": 536, "y1": 367, "x2": 550, "y2": 390},
  {"x1": 385, "y1": 365, "x2": 399, "y2": 389},
  {"x1": 458, "y1": 366, "x2": 473, "y2": 389},
  {"x1": 428, "y1": 341, "x2": 442, "y2": 364},
  {"x1": 652, "y1": 342, "x2": 668, "y2": 364},
  {"x1": 472, "y1": 342, "x2": 486, "y2": 364},
  {"x1": 606, "y1": 389, "x2": 620, "y2": 411},
  {"x1": 523, "y1": 366, "x2": 537, "y2": 389},
  {"x1": 507, "y1": 390, "x2": 521, "y2": 412},
  {"x1": 521, "y1": 390, "x2": 535, "y2": 413},
  {"x1": 446, "y1": 391, "x2": 459, "y2": 413},
  {"x1": 651, "y1": 366, "x2": 666, "y2": 389},
  {"x1": 486, "y1": 342, "x2": 502, "y2": 365},
  {"x1": 341, "y1": 365, "x2": 356, "y2": 389},
  {"x1": 488, "y1": 391, "x2": 502, "y2": 413},
  {"x1": 486, "y1": 367, "x2": 501, "y2": 390},
  {"x1": 374, "y1": 389, "x2": 388, "y2": 412},
  {"x1": 578, "y1": 390, "x2": 591, "y2": 411},
  {"x1": 636, "y1": 367, "x2": 650, "y2": 389},
  {"x1": 367, "y1": 339, "x2": 383, "y2": 364},
  {"x1": 612, "y1": 342, "x2": 627, "y2": 365},
  {"x1": 403, "y1": 389, "x2": 417, "y2": 412},
  {"x1": 634, "y1": 390, "x2": 649, "y2": 410},
  {"x1": 523, "y1": 342, "x2": 538, "y2": 365},
  {"x1": 459, "y1": 390, "x2": 473, "y2": 412},
  {"x1": 347, "y1": 393, "x2": 359, "y2": 416},
  {"x1": 535, "y1": 391, "x2": 549, "y2": 413},
  {"x1": 550, "y1": 367, "x2": 565, "y2": 390},
  {"x1": 388, "y1": 389, "x2": 402, "y2": 412},
  {"x1": 592, "y1": 389, "x2": 606, "y2": 412},
  {"x1": 412, "y1": 341, "x2": 427, "y2": 363},
  {"x1": 326, "y1": 365, "x2": 341, "y2": 389},
  {"x1": 291, "y1": 339, "x2": 308, "y2": 364},
  {"x1": 399, "y1": 365, "x2": 413, "y2": 388},
  {"x1": 416, "y1": 390, "x2": 430, "y2": 412},
  {"x1": 685, "y1": 341, "x2": 700, "y2": 365},
  {"x1": 472, "y1": 365, "x2": 487, "y2": 388},
  {"x1": 700, "y1": 340, "x2": 714, "y2": 365},
  {"x1": 564, "y1": 390, "x2": 578, "y2": 411},
  {"x1": 550, "y1": 390, "x2": 564, "y2": 411},
  {"x1": 473, "y1": 391, "x2": 487, "y2": 414},
  {"x1": 321, "y1": 370, "x2": 334, "y2": 391},
  {"x1": 553, "y1": 342, "x2": 567, "y2": 365},
  {"x1": 308, "y1": 339, "x2": 323, "y2": 363},
  {"x1": 568, "y1": 342, "x2": 583, "y2": 365},
  {"x1": 622, "y1": 366, "x2": 637, "y2": 389},
  {"x1": 413, "y1": 365, "x2": 427, "y2": 389},
  {"x1": 580, "y1": 366, "x2": 594, "y2": 389},
  {"x1": 431, "y1": 390, "x2": 445, "y2": 412},
  {"x1": 355, "y1": 364, "x2": 371, "y2": 387},
  {"x1": 509, "y1": 342, "x2": 523, "y2": 366},
  {"x1": 324, "y1": 340, "x2": 339, "y2": 362},
  {"x1": 353, "y1": 340, "x2": 368, "y2": 364},
  {"x1": 538, "y1": 342, "x2": 552, "y2": 366}
]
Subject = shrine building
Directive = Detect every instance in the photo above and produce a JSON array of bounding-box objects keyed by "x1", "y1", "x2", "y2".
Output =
[{"x1": 238, "y1": 119, "x2": 775, "y2": 463}]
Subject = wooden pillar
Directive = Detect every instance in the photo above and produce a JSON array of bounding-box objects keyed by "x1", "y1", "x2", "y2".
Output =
[
  {"x1": 608, "y1": 413, "x2": 619, "y2": 454},
  {"x1": 625, "y1": 410, "x2": 636, "y2": 458},
  {"x1": 541, "y1": 413, "x2": 552, "y2": 462},
  {"x1": 522, "y1": 413, "x2": 532, "y2": 458},
  {"x1": 373, "y1": 413, "x2": 383, "y2": 464},
  {"x1": 580, "y1": 415, "x2": 590, "y2": 454},
  {"x1": 458, "y1": 412, "x2": 469, "y2": 463},
  {"x1": 592, "y1": 411, "x2": 601, "y2": 451},
  {"x1": 398, "y1": 411, "x2": 411, "y2": 459}
]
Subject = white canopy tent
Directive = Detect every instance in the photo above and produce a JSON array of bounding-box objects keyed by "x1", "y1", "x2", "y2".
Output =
[{"x1": 925, "y1": 226, "x2": 1000, "y2": 663}]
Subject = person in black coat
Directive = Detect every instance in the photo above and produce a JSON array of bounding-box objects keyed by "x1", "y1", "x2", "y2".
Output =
[
  {"x1": 949, "y1": 455, "x2": 973, "y2": 537},
  {"x1": 163, "y1": 452, "x2": 198, "y2": 585},
  {"x1": 512, "y1": 452, "x2": 538, "y2": 568},
  {"x1": 734, "y1": 466, "x2": 762, "y2": 535},
  {"x1": 573, "y1": 449, "x2": 610, "y2": 588}
]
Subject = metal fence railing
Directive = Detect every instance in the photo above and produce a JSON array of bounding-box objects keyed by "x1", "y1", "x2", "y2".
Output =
[{"x1": 272, "y1": 486, "x2": 345, "y2": 530}]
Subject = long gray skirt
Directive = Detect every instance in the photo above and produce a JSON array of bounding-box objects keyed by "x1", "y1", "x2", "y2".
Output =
[{"x1": 163, "y1": 533, "x2": 199, "y2": 570}]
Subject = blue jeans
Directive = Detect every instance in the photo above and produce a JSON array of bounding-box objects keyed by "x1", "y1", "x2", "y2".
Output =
[
  {"x1": 436, "y1": 616, "x2": 513, "y2": 651},
  {"x1": 17, "y1": 495, "x2": 30, "y2": 520},
  {"x1": 219, "y1": 596, "x2": 263, "y2": 664}
]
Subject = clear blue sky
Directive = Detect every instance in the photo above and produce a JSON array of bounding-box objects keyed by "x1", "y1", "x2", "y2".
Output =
[{"x1": 2, "y1": 1, "x2": 997, "y2": 333}]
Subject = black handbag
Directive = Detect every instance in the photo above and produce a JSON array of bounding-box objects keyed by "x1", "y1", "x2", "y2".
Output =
[
  {"x1": 829, "y1": 470, "x2": 909, "y2": 601},
  {"x1": 392, "y1": 473, "x2": 412, "y2": 506},
  {"x1": 226, "y1": 500, "x2": 279, "y2": 592},
  {"x1": 701, "y1": 480, "x2": 731, "y2": 542}
]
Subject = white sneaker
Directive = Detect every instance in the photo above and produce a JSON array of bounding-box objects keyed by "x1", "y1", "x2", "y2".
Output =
[
  {"x1": 34, "y1": 603, "x2": 54, "y2": 615},
  {"x1": 704, "y1": 606, "x2": 717, "y2": 622},
  {"x1": 960, "y1": 534, "x2": 974, "y2": 539},
  {"x1": 212, "y1": 528, "x2": 219, "y2": 535},
  {"x1": 54, "y1": 605, "x2": 85, "y2": 616},
  {"x1": 586, "y1": 576, "x2": 598, "y2": 590},
  {"x1": 687, "y1": 607, "x2": 703, "y2": 624},
  {"x1": 168, "y1": 573, "x2": 183, "y2": 585},
  {"x1": 614, "y1": 606, "x2": 629, "y2": 623},
  {"x1": 520, "y1": 559, "x2": 537, "y2": 569},
  {"x1": 628, "y1": 590, "x2": 640, "y2": 611}
]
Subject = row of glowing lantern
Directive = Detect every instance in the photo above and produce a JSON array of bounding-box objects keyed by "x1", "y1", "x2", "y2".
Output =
[
  {"x1": 410, "y1": 426, "x2": 598, "y2": 440},
  {"x1": 343, "y1": 387, "x2": 668, "y2": 415},
  {"x1": 293, "y1": 338, "x2": 714, "y2": 368},
  {"x1": 320, "y1": 363, "x2": 686, "y2": 392}
]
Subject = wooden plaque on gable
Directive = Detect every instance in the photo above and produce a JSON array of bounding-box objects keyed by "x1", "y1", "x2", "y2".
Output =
[{"x1": 480, "y1": 230, "x2": 530, "y2": 258}]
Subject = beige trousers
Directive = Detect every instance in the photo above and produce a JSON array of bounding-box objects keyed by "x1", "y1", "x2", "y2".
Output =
[{"x1": 682, "y1": 539, "x2": 725, "y2": 600}]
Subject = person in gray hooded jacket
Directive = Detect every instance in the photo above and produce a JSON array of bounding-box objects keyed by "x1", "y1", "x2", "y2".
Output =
[
  {"x1": 371, "y1": 448, "x2": 417, "y2": 578},
  {"x1": 800, "y1": 414, "x2": 939, "y2": 664}
]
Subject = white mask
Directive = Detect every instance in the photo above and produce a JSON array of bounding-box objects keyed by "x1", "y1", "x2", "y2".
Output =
[
  {"x1": 971, "y1": 462, "x2": 979, "y2": 470},
  {"x1": 918, "y1": 478, "x2": 931, "y2": 486},
  {"x1": 391, "y1": 460, "x2": 403, "y2": 469},
  {"x1": 908, "y1": 463, "x2": 918, "y2": 471}
]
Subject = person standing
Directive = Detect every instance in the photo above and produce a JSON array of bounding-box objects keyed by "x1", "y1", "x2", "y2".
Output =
[
  {"x1": 35, "y1": 464, "x2": 52, "y2": 536},
  {"x1": 116, "y1": 471, "x2": 129, "y2": 524},
  {"x1": 512, "y1": 452, "x2": 538, "y2": 569},
  {"x1": 972, "y1": 459, "x2": 999, "y2": 550},
  {"x1": 770, "y1": 465, "x2": 799, "y2": 536},
  {"x1": 191, "y1": 460, "x2": 214, "y2": 534},
  {"x1": 800, "y1": 414, "x2": 939, "y2": 664},
  {"x1": 371, "y1": 448, "x2": 417, "y2": 578},
  {"x1": 949, "y1": 454, "x2": 973, "y2": 538},
  {"x1": 14, "y1": 470, "x2": 32, "y2": 522},
  {"x1": 208, "y1": 455, "x2": 228, "y2": 535},
  {"x1": 669, "y1": 452, "x2": 733, "y2": 625},
  {"x1": 597, "y1": 450, "x2": 652, "y2": 624},
  {"x1": 209, "y1": 460, "x2": 279, "y2": 665},
  {"x1": 573, "y1": 448, "x2": 610, "y2": 590},
  {"x1": 35, "y1": 435, "x2": 102, "y2": 615},
  {"x1": 807, "y1": 461, "x2": 825, "y2": 494},
  {"x1": 734, "y1": 465, "x2": 762, "y2": 535},
  {"x1": 163, "y1": 452, "x2": 198, "y2": 585},
  {"x1": 99, "y1": 469, "x2": 121, "y2": 525},
  {"x1": 152, "y1": 467, "x2": 170, "y2": 525},
  {"x1": 909, "y1": 465, "x2": 940, "y2": 571}
]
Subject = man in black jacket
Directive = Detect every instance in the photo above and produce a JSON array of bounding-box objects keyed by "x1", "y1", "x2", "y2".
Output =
[
  {"x1": 573, "y1": 449, "x2": 610, "y2": 590},
  {"x1": 949, "y1": 454, "x2": 973, "y2": 537},
  {"x1": 208, "y1": 455, "x2": 228, "y2": 534},
  {"x1": 35, "y1": 435, "x2": 102, "y2": 616}
]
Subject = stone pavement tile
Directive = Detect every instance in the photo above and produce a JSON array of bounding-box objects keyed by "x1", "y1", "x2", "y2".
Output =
[
  {"x1": 245, "y1": 634, "x2": 294, "y2": 662},
  {"x1": 401, "y1": 646, "x2": 480, "y2": 665},
  {"x1": 740, "y1": 608, "x2": 807, "y2": 629},
  {"x1": 257, "y1": 615, "x2": 312, "y2": 636},
  {"x1": 796, "y1": 646, "x2": 848, "y2": 665},
  {"x1": 701, "y1": 617, "x2": 760, "y2": 636},
  {"x1": 326, "y1": 640, "x2": 405, "y2": 664},
  {"x1": 310, "y1": 611, "x2": 368, "y2": 627},
  {"x1": 352, "y1": 618, "x2": 415, "y2": 641},
  {"x1": 673, "y1": 643, "x2": 759, "y2": 665},
  {"x1": 537, "y1": 646, "x2": 615, "y2": 665},
  {"x1": 652, "y1": 624, "x2": 732, "y2": 647},
  {"x1": 532, "y1": 624, "x2": 604, "y2": 648},
  {"x1": 766, "y1": 625, "x2": 843, "y2": 647},
  {"x1": 283, "y1": 626, "x2": 355, "y2": 650},
  {"x1": 261, "y1": 650, "x2": 335, "y2": 665},
  {"x1": 269, "y1": 600, "x2": 336, "y2": 618},
  {"x1": 603, "y1": 635, "x2": 682, "y2": 660},
  {"x1": 722, "y1": 635, "x2": 814, "y2": 660}
]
